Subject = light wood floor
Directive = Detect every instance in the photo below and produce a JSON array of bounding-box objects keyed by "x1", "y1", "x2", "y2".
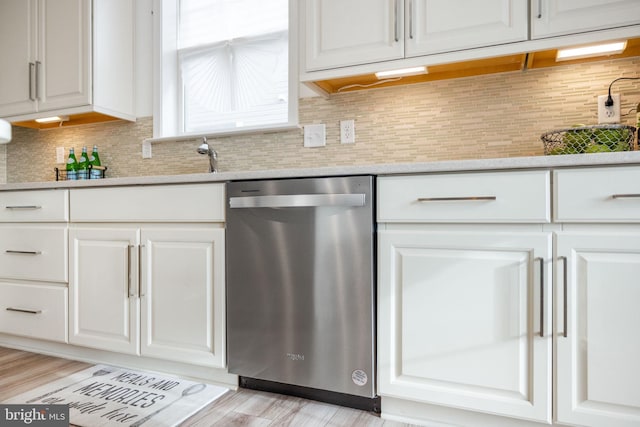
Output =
[{"x1": 0, "y1": 347, "x2": 415, "y2": 426}]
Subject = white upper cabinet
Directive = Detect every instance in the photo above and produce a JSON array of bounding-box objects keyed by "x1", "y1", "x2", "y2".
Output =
[
  {"x1": 303, "y1": 0, "x2": 404, "y2": 71},
  {"x1": 0, "y1": 0, "x2": 89, "y2": 117},
  {"x1": 532, "y1": 0, "x2": 640, "y2": 39},
  {"x1": 301, "y1": 0, "x2": 640, "y2": 77},
  {"x1": 0, "y1": 0, "x2": 134, "y2": 121},
  {"x1": 303, "y1": 0, "x2": 527, "y2": 71},
  {"x1": 406, "y1": 0, "x2": 528, "y2": 57},
  {"x1": 0, "y1": 0, "x2": 37, "y2": 116},
  {"x1": 37, "y1": 0, "x2": 91, "y2": 113}
]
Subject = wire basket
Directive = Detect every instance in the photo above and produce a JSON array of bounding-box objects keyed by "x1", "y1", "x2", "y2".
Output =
[
  {"x1": 541, "y1": 124, "x2": 636, "y2": 155},
  {"x1": 55, "y1": 165, "x2": 107, "y2": 181}
]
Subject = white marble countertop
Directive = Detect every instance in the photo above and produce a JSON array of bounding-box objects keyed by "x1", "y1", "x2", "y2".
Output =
[{"x1": 2, "y1": 151, "x2": 640, "y2": 191}]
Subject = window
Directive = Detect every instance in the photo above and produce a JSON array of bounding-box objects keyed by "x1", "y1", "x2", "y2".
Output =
[{"x1": 153, "y1": 0, "x2": 297, "y2": 138}]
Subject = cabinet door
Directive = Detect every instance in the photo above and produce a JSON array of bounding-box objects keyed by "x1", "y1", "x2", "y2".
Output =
[
  {"x1": 556, "y1": 231, "x2": 640, "y2": 427},
  {"x1": 406, "y1": 0, "x2": 528, "y2": 57},
  {"x1": 532, "y1": 0, "x2": 640, "y2": 39},
  {"x1": 378, "y1": 229, "x2": 552, "y2": 422},
  {"x1": 303, "y1": 0, "x2": 404, "y2": 71},
  {"x1": 36, "y1": 0, "x2": 91, "y2": 112},
  {"x1": 140, "y1": 228, "x2": 226, "y2": 368},
  {"x1": 0, "y1": 0, "x2": 37, "y2": 116},
  {"x1": 69, "y1": 227, "x2": 140, "y2": 355}
]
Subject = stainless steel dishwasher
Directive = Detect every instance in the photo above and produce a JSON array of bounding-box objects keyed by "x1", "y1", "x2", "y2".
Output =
[{"x1": 226, "y1": 176, "x2": 378, "y2": 411}]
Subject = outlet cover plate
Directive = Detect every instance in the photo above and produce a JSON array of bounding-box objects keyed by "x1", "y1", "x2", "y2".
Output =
[
  {"x1": 304, "y1": 124, "x2": 326, "y2": 148},
  {"x1": 340, "y1": 120, "x2": 355, "y2": 144},
  {"x1": 598, "y1": 94, "x2": 621, "y2": 124},
  {"x1": 56, "y1": 147, "x2": 65, "y2": 164},
  {"x1": 142, "y1": 141, "x2": 152, "y2": 158}
]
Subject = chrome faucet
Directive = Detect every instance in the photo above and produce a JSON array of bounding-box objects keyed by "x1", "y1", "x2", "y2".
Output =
[{"x1": 197, "y1": 137, "x2": 218, "y2": 173}]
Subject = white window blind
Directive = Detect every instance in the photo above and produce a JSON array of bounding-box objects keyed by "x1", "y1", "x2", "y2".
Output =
[{"x1": 154, "y1": 0, "x2": 295, "y2": 137}]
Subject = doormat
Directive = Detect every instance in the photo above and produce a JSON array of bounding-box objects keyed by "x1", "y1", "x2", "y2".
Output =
[{"x1": 3, "y1": 364, "x2": 228, "y2": 427}]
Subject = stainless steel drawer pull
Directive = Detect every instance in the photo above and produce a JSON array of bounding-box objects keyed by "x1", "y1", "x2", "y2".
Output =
[
  {"x1": 29, "y1": 62, "x2": 36, "y2": 101},
  {"x1": 230, "y1": 194, "x2": 366, "y2": 209},
  {"x1": 394, "y1": 0, "x2": 400, "y2": 42},
  {"x1": 6, "y1": 307, "x2": 42, "y2": 315},
  {"x1": 559, "y1": 256, "x2": 568, "y2": 338},
  {"x1": 416, "y1": 196, "x2": 497, "y2": 202},
  {"x1": 536, "y1": 257, "x2": 544, "y2": 338},
  {"x1": 127, "y1": 245, "x2": 134, "y2": 297},
  {"x1": 5, "y1": 250, "x2": 42, "y2": 255},
  {"x1": 409, "y1": 0, "x2": 414, "y2": 39},
  {"x1": 5, "y1": 205, "x2": 42, "y2": 209},
  {"x1": 35, "y1": 61, "x2": 42, "y2": 100},
  {"x1": 537, "y1": 0, "x2": 542, "y2": 19},
  {"x1": 612, "y1": 194, "x2": 640, "y2": 199}
]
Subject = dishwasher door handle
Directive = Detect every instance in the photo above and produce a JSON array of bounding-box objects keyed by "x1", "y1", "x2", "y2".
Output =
[{"x1": 229, "y1": 193, "x2": 366, "y2": 208}]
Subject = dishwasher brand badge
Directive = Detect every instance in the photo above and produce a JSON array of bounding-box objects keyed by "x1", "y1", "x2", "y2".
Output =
[
  {"x1": 286, "y1": 353, "x2": 305, "y2": 361},
  {"x1": 352, "y1": 369, "x2": 368, "y2": 386}
]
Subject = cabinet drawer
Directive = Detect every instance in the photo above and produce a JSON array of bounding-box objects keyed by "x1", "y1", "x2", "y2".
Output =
[
  {"x1": 0, "y1": 282, "x2": 68, "y2": 343},
  {"x1": 71, "y1": 183, "x2": 225, "y2": 222},
  {"x1": 0, "y1": 225, "x2": 68, "y2": 282},
  {"x1": 378, "y1": 171, "x2": 550, "y2": 223},
  {"x1": 555, "y1": 166, "x2": 640, "y2": 222},
  {"x1": 0, "y1": 189, "x2": 69, "y2": 222}
]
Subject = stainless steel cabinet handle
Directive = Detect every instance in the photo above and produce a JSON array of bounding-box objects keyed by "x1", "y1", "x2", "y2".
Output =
[
  {"x1": 536, "y1": 257, "x2": 544, "y2": 338},
  {"x1": 409, "y1": 0, "x2": 414, "y2": 39},
  {"x1": 559, "y1": 256, "x2": 568, "y2": 338},
  {"x1": 5, "y1": 250, "x2": 42, "y2": 255},
  {"x1": 127, "y1": 245, "x2": 134, "y2": 297},
  {"x1": 394, "y1": 0, "x2": 400, "y2": 42},
  {"x1": 138, "y1": 244, "x2": 145, "y2": 297},
  {"x1": 29, "y1": 62, "x2": 35, "y2": 101},
  {"x1": 612, "y1": 194, "x2": 640, "y2": 199},
  {"x1": 6, "y1": 307, "x2": 42, "y2": 315},
  {"x1": 537, "y1": 0, "x2": 542, "y2": 19},
  {"x1": 416, "y1": 196, "x2": 497, "y2": 202},
  {"x1": 5, "y1": 205, "x2": 42, "y2": 210},
  {"x1": 35, "y1": 61, "x2": 42, "y2": 100},
  {"x1": 230, "y1": 194, "x2": 366, "y2": 209}
]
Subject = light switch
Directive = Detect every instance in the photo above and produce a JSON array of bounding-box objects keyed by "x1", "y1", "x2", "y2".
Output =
[
  {"x1": 304, "y1": 124, "x2": 326, "y2": 148},
  {"x1": 142, "y1": 141, "x2": 152, "y2": 158}
]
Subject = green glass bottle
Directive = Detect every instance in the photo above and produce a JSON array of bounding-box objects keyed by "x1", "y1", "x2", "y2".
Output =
[
  {"x1": 66, "y1": 148, "x2": 78, "y2": 180},
  {"x1": 77, "y1": 146, "x2": 89, "y2": 180},
  {"x1": 636, "y1": 102, "x2": 640, "y2": 150},
  {"x1": 89, "y1": 145, "x2": 102, "y2": 179}
]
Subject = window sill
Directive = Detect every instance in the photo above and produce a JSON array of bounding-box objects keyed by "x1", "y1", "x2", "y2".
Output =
[{"x1": 145, "y1": 123, "x2": 301, "y2": 144}]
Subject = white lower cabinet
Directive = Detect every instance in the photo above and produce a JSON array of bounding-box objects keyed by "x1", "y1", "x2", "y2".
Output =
[
  {"x1": 0, "y1": 282, "x2": 68, "y2": 343},
  {"x1": 0, "y1": 190, "x2": 69, "y2": 344},
  {"x1": 140, "y1": 228, "x2": 225, "y2": 368},
  {"x1": 69, "y1": 227, "x2": 139, "y2": 354},
  {"x1": 69, "y1": 225, "x2": 226, "y2": 368},
  {"x1": 556, "y1": 231, "x2": 640, "y2": 427},
  {"x1": 378, "y1": 229, "x2": 552, "y2": 423},
  {"x1": 378, "y1": 167, "x2": 640, "y2": 427}
]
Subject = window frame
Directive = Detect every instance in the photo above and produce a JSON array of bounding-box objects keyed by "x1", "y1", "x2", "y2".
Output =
[{"x1": 151, "y1": 0, "x2": 298, "y2": 140}]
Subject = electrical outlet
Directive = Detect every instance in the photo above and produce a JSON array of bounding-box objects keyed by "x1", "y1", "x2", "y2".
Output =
[
  {"x1": 598, "y1": 94, "x2": 621, "y2": 124},
  {"x1": 56, "y1": 147, "x2": 65, "y2": 164},
  {"x1": 340, "y1": 120, "x2": 355, "y2": 144}
]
